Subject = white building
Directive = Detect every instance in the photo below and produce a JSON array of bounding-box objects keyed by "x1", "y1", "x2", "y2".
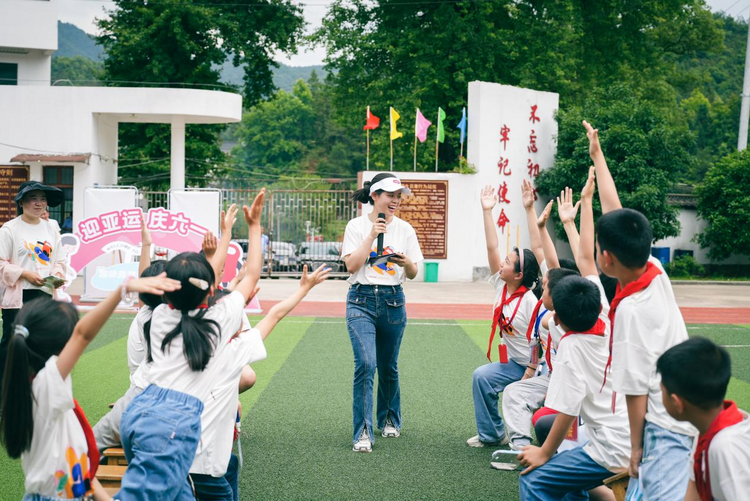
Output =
[{"x1": 0, "y1": 0, "x2": 242, "y2": 229}]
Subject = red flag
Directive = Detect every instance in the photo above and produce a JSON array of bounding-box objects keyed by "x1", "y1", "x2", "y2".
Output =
[{"x1": 364, "y1": 106, "x2": 380, "y2": 130}]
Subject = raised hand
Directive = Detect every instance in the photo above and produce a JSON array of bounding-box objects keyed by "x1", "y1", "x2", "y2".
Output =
[
  {"x1": 202, "y1": 231, "x2": 218, "y2": 259},
  {"x1": 243, "y1": 188, "x2": 266, "y2": 227},
  {"x1": 582, "y1": 120, "x2": 602, "y2": 159},
  {"x1": 126, "y1": 273, "x2": 181, "y2": 295},
  {"x1": 581, "y1": 166, "x2": 596, "y2": 200},
  {"x1": 556, "y1": 187, "x2": 581, "y2": 225},
  {"x1": 300, "y1": 264, "x2": 331, "y2": 290},
  {"x1": 537, "y1": 200, "x2": 554, "y2": 229},
  {"x1": 521, "y1": 179, "x2": 535, "y2": 210},
  {"x1": 141, "y1": 215, "x2": 152, "y2": 247},
  {"x1": 480, "y1": 185, "x2": 497, "y2": 211},
  {"x1": 222, "y1": 204, "x2": 239, "y2": 234}
]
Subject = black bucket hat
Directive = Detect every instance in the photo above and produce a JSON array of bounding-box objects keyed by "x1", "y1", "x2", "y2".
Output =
[{"x1": 14, "y1": 181, "x2": 64, "y2": 208}]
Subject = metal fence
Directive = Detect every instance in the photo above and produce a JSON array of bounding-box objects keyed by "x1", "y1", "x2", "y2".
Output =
[{"x1": 142, "y1": 189, "x2": 357, "y2": 278}]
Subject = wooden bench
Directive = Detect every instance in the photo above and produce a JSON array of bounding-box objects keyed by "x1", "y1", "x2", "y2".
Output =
[
  {"x1": 603, "y1": 471, "x2": 630, "y2": 501},
  {"x1": 95, "y1": 464, "x2": 127, "y2": 491},
  {"x1": 103, "y1": 447, "x2": 128, "y2": 466}
]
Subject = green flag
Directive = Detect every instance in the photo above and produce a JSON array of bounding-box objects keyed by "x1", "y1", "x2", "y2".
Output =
[{"x1": 436, "y1": 107, "x2": 447, "y2": 143}]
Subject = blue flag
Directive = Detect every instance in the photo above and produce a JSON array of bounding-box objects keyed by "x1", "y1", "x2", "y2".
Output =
[{"x1": 456, "y1": 107, "x2": 467, "y2": 144}]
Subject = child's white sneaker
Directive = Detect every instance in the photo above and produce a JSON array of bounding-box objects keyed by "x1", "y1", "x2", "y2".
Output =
[
  {"x1": 381, "y1": 419, "x2": 400, "y2": 438},
  {"x1": 466, "y1": 434, "x2": 509, "y2": 448},
  {"x1": 490, "y1": 449, "x2": 522, "y2": 471},
  {"x1": 353, "y1": 429, "x2": 372, "y2": 452}
]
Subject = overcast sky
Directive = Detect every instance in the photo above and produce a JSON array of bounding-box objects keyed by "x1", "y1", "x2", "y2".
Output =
[{"x1": 58, "y1": 0, "x2": 746, "y2": 67}]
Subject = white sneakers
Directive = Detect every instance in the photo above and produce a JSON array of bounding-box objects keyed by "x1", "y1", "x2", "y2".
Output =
[
  {"x1": 466, "y1": 434, "x2": 510, "y2": 448},
  {"x1": 381, "y1": 419, "x2": 400, "y2": 438},
  {"x1": 353, "y1": 429, "x2": 372, "y2": 453}
]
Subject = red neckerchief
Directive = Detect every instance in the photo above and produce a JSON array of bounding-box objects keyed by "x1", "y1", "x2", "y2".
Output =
[
  {"x1": 601, "y1": 262, "x2": 662, "y2": 390},
  {"x1": 559, "y1": 319, "x2": 606, "y2": 343},
  {"x1": 72, "y1": 399, "x2": 99, "y2": 495},
  {"x1": 525, "y1": 299, "x2": 544, "y2": 342},
  {"x1": 545, "y1": 332, "x2": 554, "y2": 373},
  {"x1": 488, "y1": 285, "x2": 528, "y2": 362},
  {"x1": 695, "y1": 401, "x2": 743, "y2": 501}
]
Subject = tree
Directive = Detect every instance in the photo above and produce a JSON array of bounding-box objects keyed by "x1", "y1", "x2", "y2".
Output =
[
  {"x1": 695, "y1": 150, "x2": 750, "y2": 260},
  {"x1": 95, "y1": 0, "x2": 305, "y2": 188},
  {"x1": 535, "y1": 90, "x2": 695, "y2": 241},
  {"x1": 313, "y1": 0, "x2": 721, "y2": 172},
  {"x1": 51, "y1": 56, "x2": 103, "y2": 85}
]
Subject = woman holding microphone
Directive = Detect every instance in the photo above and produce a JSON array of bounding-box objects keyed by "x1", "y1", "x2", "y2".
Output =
[{"x1": 341, "y1": 173, "x2": 424, "y2": 453}]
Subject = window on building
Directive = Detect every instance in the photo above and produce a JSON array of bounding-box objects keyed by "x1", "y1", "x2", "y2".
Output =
[
  {"x1": 43, "y1": 166, "x2": 74, "y2": 232},
  {"x1": 0, "y1": 63, "x2": 18, "y2": 86}
]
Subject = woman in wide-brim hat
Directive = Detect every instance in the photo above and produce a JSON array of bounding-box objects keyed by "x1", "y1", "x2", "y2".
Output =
[{"x1": 0, "y1": 181, "x2": 66, "y2": 383}]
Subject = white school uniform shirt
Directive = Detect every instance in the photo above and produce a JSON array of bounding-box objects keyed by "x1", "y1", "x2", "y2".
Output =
[
  {"x1": 488, "y1": 272, "x2": 536, "y2": 366},
  {"x1": 190, "y1": 315, "x2": 267, "y2": 477},
  {"x1": 145, "y1": 291, "x2": 246, "y2": 402},
  {"x1": 610, "y1": 256, "x2": 697, "y2": 437},
  {"x1": 545, "y1": 275, "x2": 631, "y2": 472},
  {"x1": 126, "y1": 306, "x2": 152, "y2": 379},
  {"x1": 23, "y1": 357, "x2": 91, "y2": 498},
  {"x1": 341, "y1": 215, "x2": 423, "y2": 285},
  {"x1": 689, "y1": 411, "x2": 750, "y2": 501}
]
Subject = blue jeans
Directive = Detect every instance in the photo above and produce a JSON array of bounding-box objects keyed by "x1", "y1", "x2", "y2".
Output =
[
  {"x1": 346, "y1": 284, "x2": 406, "y2": 445},
  {"x1": 625, "y1": 421, "x2": 694, "y2": 501},
  {"x1": 191, "y1": 453, "x2": 239, "y2": 501},
  {"x1": 519, "y1": 446, "x2": 613, "y2": 500},
  {"x1": 118, "y1": 384, "x2": 204, "y2": 501},
  {"x1": 472, "y1": 359, "x2": 526, "y2": 442}
]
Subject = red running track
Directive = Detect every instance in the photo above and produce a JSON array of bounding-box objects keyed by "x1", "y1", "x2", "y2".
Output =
[{"x1": 259, "y1": 300, "x2": 750, "y2": 325}]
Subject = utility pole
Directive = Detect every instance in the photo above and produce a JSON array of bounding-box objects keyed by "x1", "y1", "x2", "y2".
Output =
[{"x1": 738, "y1": 17, "x2": 750, "y2": 150}]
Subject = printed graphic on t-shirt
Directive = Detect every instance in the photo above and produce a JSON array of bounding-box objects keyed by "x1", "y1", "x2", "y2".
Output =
[
  {"x1": 367, "y1": 245, "x2": 397, "y2": 276},
  {"x1": 23, "y1": 239, "x2": 53, "y2": 267},
  {"x1": 55, "y1": 447, "x2": 91, "y2": 498}
]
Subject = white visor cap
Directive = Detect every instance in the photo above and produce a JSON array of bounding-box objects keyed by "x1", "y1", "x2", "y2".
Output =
[{"x1": 369, "y1": 177, "x2": 412, "y2": 196}]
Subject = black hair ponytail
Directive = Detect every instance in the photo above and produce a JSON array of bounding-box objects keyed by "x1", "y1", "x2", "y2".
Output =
[
  {"x1": 1, "y1": 297, "x2": 78, "y2": 458},
  {"x1": 514, "y1": 248, "x2": 542, "y2": 299},
  {"x1": 139, "y1": 260, "x2": 167, "y2": 364},
  {"x1": 162, "y1": 252, "x2": 220, "y2": 372},
  {"x1": 350, "y1": 173, "x2": 397, "y2": 205}
]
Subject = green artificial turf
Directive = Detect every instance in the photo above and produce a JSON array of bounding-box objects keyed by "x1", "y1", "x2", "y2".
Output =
[{"x1": 0, "y1": 316, "x2": 748, "y2": 500}]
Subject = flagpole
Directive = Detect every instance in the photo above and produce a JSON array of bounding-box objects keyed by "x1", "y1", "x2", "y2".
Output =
[
  {"x1": 413, "y1": 135, "x2": 417, "y2": 172},
  {"x1": 434, "y1": 129, "x2": 439, "y2": 172},
  {"x1": 390, "y1": 138, "x2": 394, "y2": 171},
  {"x1": 460, "y1": 139, "x2": 464, "y2": 159},
  {"x1": 367, "y1": 129, "x2": 370, "y2": 171}
]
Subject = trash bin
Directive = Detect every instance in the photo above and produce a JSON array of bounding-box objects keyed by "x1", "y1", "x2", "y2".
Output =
[
  {"x1": 651, "y1": 247, "x2": 670, "y2": 266},
  {"x1": 424, "y1": 262, "x2": 439, "y2": 283}
]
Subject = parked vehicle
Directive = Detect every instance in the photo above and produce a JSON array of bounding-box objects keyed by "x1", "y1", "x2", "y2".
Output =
[
  {"x1": 298, "y1": 241, "x2": 344, "y2": 273},
  {"x1": 268, "y1": 241, "x2": 298, "y2": 272}
]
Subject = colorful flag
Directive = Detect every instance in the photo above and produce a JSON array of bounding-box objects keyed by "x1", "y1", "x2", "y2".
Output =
[
  {"x1": 436, "y1": 107, "x2": 447, "y2": 143},
  {"x1": 415, "y1": 109, "x2": 432, "y2": 143},
  {"x1": 364, "y1": 106, "x2": 380, "y2": 131},
  {"x1": 390, "y1": 107, "x2": 403, "y2": 140},
  {"x1": 456, "y1": 107, "x2": 467, "y2": 144}
]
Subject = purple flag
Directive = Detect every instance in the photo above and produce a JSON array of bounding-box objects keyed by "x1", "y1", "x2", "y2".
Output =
[{"x1": 415, "y1": 108, "x2": 432, "y2": 143}]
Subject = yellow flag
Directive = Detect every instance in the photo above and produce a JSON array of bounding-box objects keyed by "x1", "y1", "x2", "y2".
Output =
[{"x1": 390, "y1": 107, "x2": 403, "y2": 140}]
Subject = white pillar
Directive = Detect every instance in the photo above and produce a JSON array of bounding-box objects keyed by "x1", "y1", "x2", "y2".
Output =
[
  {"x1": 171, "y1": 118, "x2": 186, "y2": 189},
  {"x1": 738, "y1": 18, "x2": 750, "y2": 151}
]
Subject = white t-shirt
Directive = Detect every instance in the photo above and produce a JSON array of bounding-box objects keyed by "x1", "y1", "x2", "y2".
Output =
[
  {"x1": 145, "y1": 291, "x2": 246, "y2": 402},
  {"x1": 0, "y1": 217, "x2": 62, "y2": 290},
  {"x1": 488, "y1": 272, "x2": 537, "y2": 366},
  {"x1": 23, "y1": 357, "x2": 92, "y2": 498},
  {"x1": 611, "y1": 256, "x2": 697, "y2": 437},
  {"x1": 126, "y1": 306, "x2": 152, "y2": 379},
  {"x1": 545, "y1": 276, "x2": 631, "y2": 472},
  {"x1": 341, "y1": 215, "x2": 424, "y2": 285},
  {"x1": 689, "y1": 410, "x2": 750, "y2": 501},
  {"x1": 190, "y1": 319, "x2": 267, "y2": 477}
]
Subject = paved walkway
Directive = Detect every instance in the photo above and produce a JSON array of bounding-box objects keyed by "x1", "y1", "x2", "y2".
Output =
[{"x1": 70, "y1": 277, "x2": 750, "y2": 324}]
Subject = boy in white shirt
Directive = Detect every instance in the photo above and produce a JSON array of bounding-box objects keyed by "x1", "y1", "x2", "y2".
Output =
[
  {"x1": 657, "y1": 338, "x2": 750, "y2": 501},
  {"x1": 585, "y1": 120, "x2": 697, "y2": 499},
  {"x1": 517, "y1": 169, "x2": 631, "y2": 499}
]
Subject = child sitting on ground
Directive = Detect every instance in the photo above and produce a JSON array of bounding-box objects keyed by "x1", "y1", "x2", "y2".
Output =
[{"x1": 657, "y1": 337, "x2": 750, "y2": 501}]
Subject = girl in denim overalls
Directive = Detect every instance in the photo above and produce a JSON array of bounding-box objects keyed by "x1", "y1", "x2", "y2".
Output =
[{"x1": 341, "y1": 173, "x2": 423, "y2": 452}]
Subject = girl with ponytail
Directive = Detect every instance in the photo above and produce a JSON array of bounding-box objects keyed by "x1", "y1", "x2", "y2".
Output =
[
  {"x1": 0, "y1": 275, "x2": 179, "y2": 500},
  {"x1": 467, "y1": 185, "x2": 543, "y2": 449}
]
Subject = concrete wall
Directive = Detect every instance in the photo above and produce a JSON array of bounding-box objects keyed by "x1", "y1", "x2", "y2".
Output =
[
  {"x1": 0, "y1": 51, "x2": 52, "y2": 86},
  {"x1": 0, "y1": 0, "x2": 58, "y2": 53}
]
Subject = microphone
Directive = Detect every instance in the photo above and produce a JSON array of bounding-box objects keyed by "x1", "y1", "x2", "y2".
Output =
[{"x1": 377, "y1": 212, "x2": 385, "y2": 256}]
